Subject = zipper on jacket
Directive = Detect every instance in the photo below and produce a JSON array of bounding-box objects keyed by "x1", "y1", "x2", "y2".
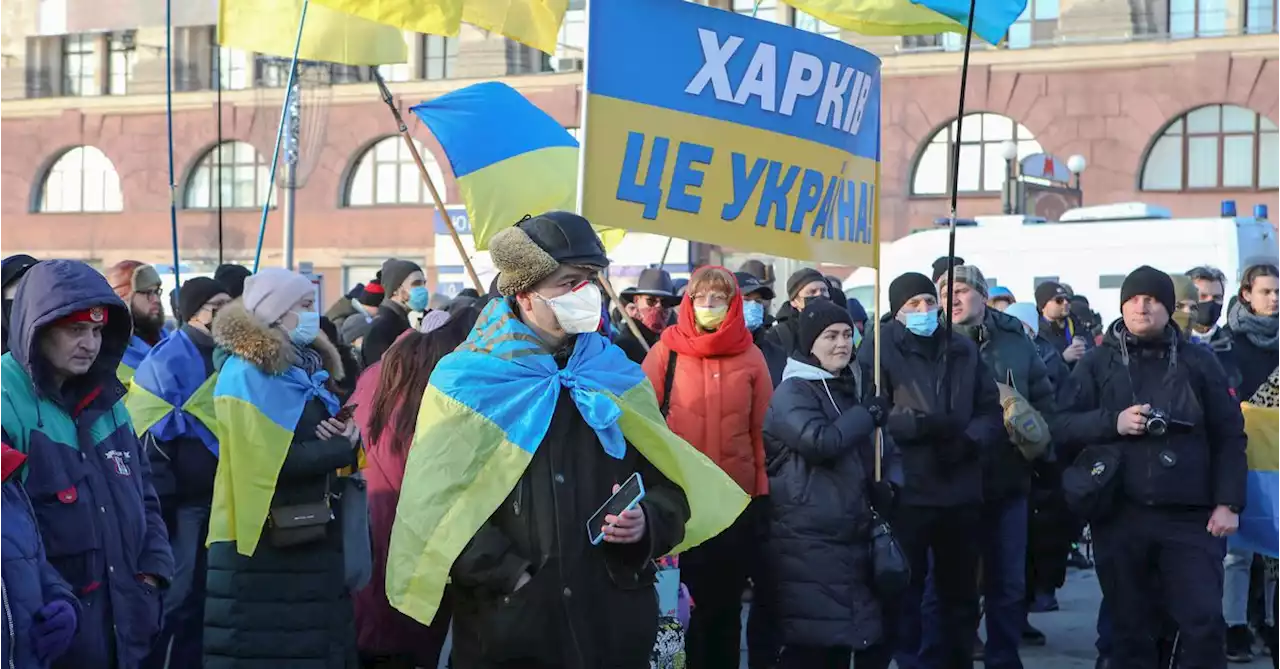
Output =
[
  {"x1": 3, "y1": 577, "x2": 14, "y2": 669},
  {"x1": 512, "y1": 480, "x2": 522, "y2": 516}
]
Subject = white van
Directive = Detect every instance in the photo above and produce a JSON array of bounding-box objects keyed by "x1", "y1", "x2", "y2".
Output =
[{"x1": 844, "y1": 202, "x2": 1279, "y2": 326}]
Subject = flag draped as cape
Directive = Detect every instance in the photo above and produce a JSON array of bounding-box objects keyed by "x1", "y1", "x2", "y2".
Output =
[
  {"x1": 125, "y1": 329, "x2": 219, "y2": 456},
  {"x1": 386, "y1": 298, "x2": 749, "y2": 624},
  {"x1": 207, "y1": 356, "x2": 340, "y2": 556}
]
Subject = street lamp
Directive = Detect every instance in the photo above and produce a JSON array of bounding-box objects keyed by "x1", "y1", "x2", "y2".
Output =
[
  {"x1": 1000, "y1": 140, "x2": 1019, "y2": 215},
  {"x1": 1067, "y1": 154, "x2": 1087, "y2": 202}
]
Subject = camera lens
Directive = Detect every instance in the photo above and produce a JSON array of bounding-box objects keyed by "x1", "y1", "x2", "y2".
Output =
[{"x1": 1146, "y1": 415, "x2": 1168, "y2": 436}]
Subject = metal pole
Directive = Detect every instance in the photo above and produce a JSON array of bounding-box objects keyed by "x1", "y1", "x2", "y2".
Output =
[
  {"x1": 942, "y1": 0, "x2": 978, "y2": 413},
  {"x1": 164, "y1": 0, "x2": 181, "y2": 291},
  {"x1": 282, "y1": 76, "x2": 301, "y2": 270}
]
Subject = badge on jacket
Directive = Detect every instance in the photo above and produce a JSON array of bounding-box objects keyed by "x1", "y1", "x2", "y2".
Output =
[{"x1": 104, "y1": 449, "x2": 133, "y2": 477}]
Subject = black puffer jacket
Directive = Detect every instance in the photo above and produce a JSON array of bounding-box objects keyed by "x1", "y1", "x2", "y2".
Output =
[
  {"x1": 1051, "y1": 320, "x2": 1247, "y2": 511},
  {"x1": 764, "y1": 357, "x2": 901, "y2": 649},
  {"x1": 856, "y1": 315, "x2": 1004, "y2": 507},
  {"x1": 765, "y1": 303, "x2": 801, "y2": 356},
  {"x1": 362, "y1": 301, "x2": 411, "y2": 367},
  {"x1": 753, "y1": 328, "x2": 787, "y2": 387},
  {"x1": 448, "y1": 346, "x2": 691, "y2": 669}
]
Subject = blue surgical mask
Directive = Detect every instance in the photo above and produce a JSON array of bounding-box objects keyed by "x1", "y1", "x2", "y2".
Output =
[
  {"x1": 903, "y1": 309, "x2": 939, "y2": 337},
  {"x1": 407, "y1": 285, "x2": 430, "y2": 312},
  {"x1": 290, "y1": 311, "x2": 320, "y2": 346},
  {"x1": 743, "y1": 301, "x2": 765, "y2": 331}
]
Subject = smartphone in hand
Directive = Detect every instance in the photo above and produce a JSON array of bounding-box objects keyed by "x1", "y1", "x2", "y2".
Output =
[
  {"x1": 587, "y1": 472, "x2": 645, "y2": 546},
  {"x1": 334, "y1": 404, "x2": 357, "y2": 422}
]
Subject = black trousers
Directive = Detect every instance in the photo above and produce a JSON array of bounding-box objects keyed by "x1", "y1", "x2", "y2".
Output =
[
  {"x1": 889, "y1": 504, "x2": 982, "y2": 669},
  {"x1": 777, "y1": 643, "x2": 894, "y2": 669},
  {"x1": 683, "y1": 497, "x2": 776, "y2": 669},
  {"x1": 1094, "y1": 505, "x2": 1227, "y2": 669}
]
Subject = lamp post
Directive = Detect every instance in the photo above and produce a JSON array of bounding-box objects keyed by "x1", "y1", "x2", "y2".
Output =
[
  {"x1": 999, "y1": 139, "x2": 1019, "y2": 215},
  {"x1": 1067, "y1": 154, "x2": 1087, "y2": 204}
]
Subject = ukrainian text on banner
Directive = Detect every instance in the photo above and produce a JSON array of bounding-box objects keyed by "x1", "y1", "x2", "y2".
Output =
[{"x1": 581, "y1": 0, "x2": 881, "y2": 267}]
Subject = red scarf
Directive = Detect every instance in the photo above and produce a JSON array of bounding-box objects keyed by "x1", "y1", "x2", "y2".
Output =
[{"x1": 660, "y1": 267, "x2": 755, "y2": 358}]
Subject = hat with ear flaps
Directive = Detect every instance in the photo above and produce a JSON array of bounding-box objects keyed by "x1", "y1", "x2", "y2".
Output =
[{"x1": 490, "y1": 211, "x2": 610, "y2": 296}]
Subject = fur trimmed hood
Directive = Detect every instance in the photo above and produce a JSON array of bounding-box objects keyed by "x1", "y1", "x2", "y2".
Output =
[{"x1": 212, "y1": 300, "x2": 344, "y2": 381}]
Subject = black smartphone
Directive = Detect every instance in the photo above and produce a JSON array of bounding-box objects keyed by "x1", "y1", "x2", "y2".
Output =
[{"x1": 587, "y1": 472, "x2": 645, "y2": 546}]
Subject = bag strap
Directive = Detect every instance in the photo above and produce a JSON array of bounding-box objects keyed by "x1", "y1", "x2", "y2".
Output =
[
  {"x1": 660, "y1": 349, "x2": 678, "y2": 418},
  {"x1": 1006, "y1": 369, "x2": 1017, "y2": 392}
]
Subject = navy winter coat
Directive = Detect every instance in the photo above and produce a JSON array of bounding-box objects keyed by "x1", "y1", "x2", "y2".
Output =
[
  {"x1": 2, "y1": 447, "x2": 80, "y2": 669},
  {"x1": 0, "y1": 259, "x2": 174, "y2": 669}
]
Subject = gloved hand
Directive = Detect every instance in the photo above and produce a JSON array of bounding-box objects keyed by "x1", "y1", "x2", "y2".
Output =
[
  {"x1": 920, "y1": 413, "x2": 965, "y2": 439},
  {"x1": 869, "y1": 480, "x2": 897, "y2": 515},
  {"x1": 31, "y1": 599, "x2": 77, "y2": 664},
  {"x1": 862, "y1": 396, "x2": 891, "y2": 427}
]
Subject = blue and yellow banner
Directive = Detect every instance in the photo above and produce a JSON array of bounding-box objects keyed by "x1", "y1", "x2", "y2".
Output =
[
  {"x1": 1235, "y1": 403, "x2": 1278, "y2": 558},
  {"x1": 125, "y1": 329, "x2": 219, "y2": 456},
  {"x1": 117, "y1": 334, "x2": 157, "y2": 387},
  {"x1": 581, "y1": 0, "x2": 881, "y2": 267},
  {"x1": 778, "y1": 0, "x2": 1027, "y2": 46}
]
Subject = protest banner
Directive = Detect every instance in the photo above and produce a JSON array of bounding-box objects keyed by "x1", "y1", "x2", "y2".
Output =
[{"x1": 579, "y1": 0, "x2": 881, "y2": 266}]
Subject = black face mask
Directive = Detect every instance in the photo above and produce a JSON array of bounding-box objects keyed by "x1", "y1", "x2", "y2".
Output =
[
  {"x1": 1193, "y1": 301, "x2": 1223, "y2": 327},
  {"x1": 802, "y1": 295, "x2": 829, "y2": 309}
]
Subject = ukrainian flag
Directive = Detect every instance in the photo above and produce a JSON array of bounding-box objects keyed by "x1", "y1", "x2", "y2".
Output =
[
  {"x1": 206, "y1": 355, "x2": 340, "y2": 556},
  {"x1": 117, "y1": 334, "x2": 158, "y2": 387},
  {"x1": 219, "y1": 0, "x2": 411, "y2": 66},
  {"x1": 409, "y1": 82, "x2": 625, "y2": 251},
  {"x1": 778, "y1": 0, "x2": 1027, "y2": 46},
  {"x1": 1235, "y1": 403, "x2": 1279, "y2": 558},
  {"x1": 386, "y1": 298, "x2": 749, "y2": 624},
  {"x1": 125, "y1": 330, "x2": 220, "y2": 456},
  {"x1": 311, "y1": 0, "x2": 565, "y2": 54}
]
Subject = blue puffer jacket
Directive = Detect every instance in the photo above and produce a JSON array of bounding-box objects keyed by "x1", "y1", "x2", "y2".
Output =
[
  {"x1": 0, "y1": 259, "x2": 173, "y2": 669},
  {"x1": 2, "y1": 445, "x2": 80, "y2": 669}
]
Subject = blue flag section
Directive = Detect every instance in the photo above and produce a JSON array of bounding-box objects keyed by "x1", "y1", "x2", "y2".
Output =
[
  {"x1": 911, "y1": 0, "x2": 1028, "y2": 46},
  {"x1": 580, "y1": 0, "x2": 882, "y2": 267},
  {"x1": 127, "y1": 330, "x2": 220, "y2": 456}
]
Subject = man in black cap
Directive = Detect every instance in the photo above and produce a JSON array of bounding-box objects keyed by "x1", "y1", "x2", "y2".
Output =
[
  {"x1": 362, "y1": 258, "x2": 426, "y2": 366},
  {"x1": 856, "y1": 271, "x2": 1004, "y2": 669},
  {"x1": 615, "y1": 268, "x2": 680, "y2": 364},
  {"x1": 212, "y1": 263, "x2": 252, "y2": 300},
  {"x1": 932, "y1": 255, "x2": 966, "y2": 283},
  {"x1": 1036, "y1": 281, "x2": 1092, "y2": 367},
  {"x1": 2, "y1": 253, "x2": 39, "y2": 354},
  {"x1": 736, "y1": 272, "x2": 787, "y2": 387},
  {"x1": 766, "y1": 267, "x2": 831, "y2": 357},
  {"x1": 1052, "y1": 265, "x2": 1246, "y2": 669}
]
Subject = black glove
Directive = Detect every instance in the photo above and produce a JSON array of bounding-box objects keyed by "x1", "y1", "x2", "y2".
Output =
[
  {"x1": 862, "y1": 396, "x2": 891, "y2": 427},
  {"x1": 920, "y1": 413, "x2": 965, "y2": 439},
  {"x1": 870, "y1": 480, "x2": 897, "y2": 516}
]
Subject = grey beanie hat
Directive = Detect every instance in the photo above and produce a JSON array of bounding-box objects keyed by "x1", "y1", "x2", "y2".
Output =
[
  {"x1": 381, "y1": 258, "x2": 423, "y2": 295},
  {"x1": 936, "y1": 264, "x2": 988, "y2": 298},
  {"x1": 242, "y1": 268, "x2": 314, "y2": 325}
]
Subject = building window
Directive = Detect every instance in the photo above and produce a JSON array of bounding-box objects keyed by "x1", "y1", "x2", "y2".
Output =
[
  {"x1": 420, "y1": 35, "x2": 458, "y2": 80},
  {"x1": 344, "y1": 136, "x2": 447, "y2": 207},
  {"x1": 911, "y1": 113, "x2": 1043, "y2": 196},
  {"x1": 329, "y1": 65, "x2": 367, "y2": 84},
  {"x1": 507, "y1": 40, "x2": 549, "y2": 75},
  {"x1": 36, "y1": 146, "x2": 123, "y2": 213},
  {"x1": 216, "y1": 47, "x2": 250, "y2": 90},
  {"x1": 1245, "y1": 0, "x2": 1278, "y2": 33},
  {"x1": 552, "y1": 0, "x2": 586, "y2": 72},
  {"x1": 107, "y1": 31, "x2": 136, "y2": 95},
  {"x1": 184, "y1": 141, "x2": 273, "y2": 209},
  {"x1": 1007, "y1": 0, "x2": 1059, "y2": 48},
  {"x1": 256, "y1": 55, "x2": 291, "y2": 88},
  {"x1": 792, "y1": 9, "x2": 840, "y2": 37},
  {"x1": 62, "y1": 34, "x2": 97, "y2": 97},
  {"x1": 1169, "y1": 0, "x2": 1228, "y2": 37},
  {"x1": 733, "y1": 0, "x2": 778, "y2": 21},
  {"x1": 1140, "y1": 104, "x2": 1279, "y2": 191}
]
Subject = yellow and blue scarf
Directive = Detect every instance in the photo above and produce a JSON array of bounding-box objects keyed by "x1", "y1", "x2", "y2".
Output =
[{"x1": 125, "y1": 329, "x2": 219, "y2": 455}]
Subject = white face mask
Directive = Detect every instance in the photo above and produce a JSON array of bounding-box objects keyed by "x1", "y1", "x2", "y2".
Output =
[{"x1": 538, "y1": 281, "x2": 603, "y2": 334}]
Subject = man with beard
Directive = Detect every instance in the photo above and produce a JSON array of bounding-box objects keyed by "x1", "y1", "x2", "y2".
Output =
[
  {"x1": 615, "y1": 268, "x2": 680, "y2": 364},
  {"x1": 107, "y1": 261, "x2": 168, "y2": 385},
  {"x1": 2, "y1": 254, "x2": 39, "y2": 354}
]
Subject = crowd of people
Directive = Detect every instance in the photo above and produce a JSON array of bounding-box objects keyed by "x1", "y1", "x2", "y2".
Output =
[{"x1": 0, "y1": 212, "x2": 1276, "y2": 669}]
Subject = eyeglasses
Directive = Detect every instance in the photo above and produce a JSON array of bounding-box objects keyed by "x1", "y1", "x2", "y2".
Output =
[
  {"x1": 1051, "y1": 296, "x2": 1069, "y2": 305},
  {"x1": 136, "y1": 288, "x2": 164, "y2": 300},
  {"x1": 636, "y1": 296, "x2": 667, "y2": 308}
]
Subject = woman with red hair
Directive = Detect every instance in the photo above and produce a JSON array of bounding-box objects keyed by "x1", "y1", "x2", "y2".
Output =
[{"x1": 643, "y1": 265, "x2": 774, "y2": 669}]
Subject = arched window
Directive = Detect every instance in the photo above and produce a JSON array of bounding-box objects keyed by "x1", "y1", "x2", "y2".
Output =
[
  {"x1": 36, "y1": 146, "x2": 123, "y2": 213},
  {"x1": 344, "y1": 136, "x2": 447, "y2": 207},
  {"x1": 1140, "y1": 104, "x2": 1279, "y2": 191},
  {"x1": 911, "y1": 113, "x2": 1042, "y2": 196},
  {"x1": 184, "y1": 141, "x2": 273, "y2": 209}
]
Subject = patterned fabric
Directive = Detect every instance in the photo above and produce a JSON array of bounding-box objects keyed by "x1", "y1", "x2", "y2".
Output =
[{"x1": 650, "y1": 617, "x2": 686, "y2": 669}]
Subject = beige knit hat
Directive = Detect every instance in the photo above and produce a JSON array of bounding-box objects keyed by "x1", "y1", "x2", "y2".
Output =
[{"x1": 241, "y1": 268, "x2": 313, "y2": 325}]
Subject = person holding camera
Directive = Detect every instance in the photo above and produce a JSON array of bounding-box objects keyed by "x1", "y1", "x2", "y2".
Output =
[{"x1": 1052, "y1": 266, "x2": 1247, "y2": 669}]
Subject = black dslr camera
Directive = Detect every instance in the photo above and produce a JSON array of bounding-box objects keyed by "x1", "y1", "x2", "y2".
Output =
[{"x1": 1145, "y1": 409, "x2": 1170, "y2": 436}]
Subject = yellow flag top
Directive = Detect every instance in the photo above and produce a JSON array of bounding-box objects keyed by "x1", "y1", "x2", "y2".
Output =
[{"x1": 219, "y1": 0, "x2": 410, "y2": 66}]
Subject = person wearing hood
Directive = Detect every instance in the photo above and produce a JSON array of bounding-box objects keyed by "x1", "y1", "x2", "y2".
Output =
[
  {"x1": 3, "y1": 253, "x2": 39, "y2": 354},
  {"x1": 1, "y1": 259, "x2": 174, "y2": 669},
  {"x1": 855, "y1": 271, "x2": 1004, "y2": 669},
  {"x1": 1052, "y1": 266, "x2": 1247, "y2": 669},
  {"x1": 763, "y1": 299, "x2": 898, "y2": 669},
  {"x1": 362, "y1": 258, "x2": 427, "y2": 367},
  {"x1": 213, "y1": 264, "x2": 252, "y2": 300},
  {"x1": 127, "y1": 276, "x2": 231, "y2": 669},
  {"x1": 107, "y1": 260, "x2": 169, "y2": 386},
  {"x1": 765, "y1": 267, "x2": 831, "y2": 357},
  {"x1": 202, "y1": 267, "x2": 361, "y2": 668},
  {"x1": 615, "y1": 268, "x2": 681, "y2": 365},
  {"x1": 930, "y1": 266, "x2": 1057, "y2": 666},
  {"x1": 737, "y1": 271, "x2": 788, "y2": 387},
  {"x1": 643, "y1": 265, "x2": 773, "y2": 669}
]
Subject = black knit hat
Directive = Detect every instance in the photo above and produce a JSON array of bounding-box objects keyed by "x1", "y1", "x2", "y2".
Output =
[
  {"x1": 889, "y1": 272, "x2": 937, "y2": 316},
  {"x1": 786, "y1": 268, "x2": 826, "y2": 300},
  {"x1": 1035, "y1": 281, "x2": 1071, "y2": 310},
  {"x1": 178, "y1": 276, "x2": 229, "y2": 323},
  {"x1": 358, "y1": 279, "x2": 385, "y2": 307},
  {"x1": 213, "y1": 264, "x2": 252, "y2": 299},
  {"x1": 1121, "y1": 265, "x2": 1176, "y2": 315},
  {"x1": 932, "y1": 256, "x2": 965, "y2": 282},
  {"x1": 382, "y1": 258, "x2": 423, "y2": 295},
  {"x1": 798, "y1": 299, "x2": 855, "y2": 356}
]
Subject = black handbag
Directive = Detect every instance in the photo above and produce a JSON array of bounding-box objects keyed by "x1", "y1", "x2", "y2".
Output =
[
  {"x1": 868, "y1": 506, "x2": 910, "y2": 597},
  {"x1": 1061, "y1": 443, "x2": 1123, "y2": 523},
  {"x1": 267, "y1": 478, "x2": 333, "y2": 548}
]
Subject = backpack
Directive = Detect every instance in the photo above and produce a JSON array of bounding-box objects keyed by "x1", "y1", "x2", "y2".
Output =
[{"x1": 995, "y1": 369, "x2": 1051, "y2": 461}]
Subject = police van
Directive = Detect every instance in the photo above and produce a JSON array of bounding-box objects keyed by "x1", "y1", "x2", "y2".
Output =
[{"x1": 843, "y1": 201, "x2": 1280, "y2": 326}]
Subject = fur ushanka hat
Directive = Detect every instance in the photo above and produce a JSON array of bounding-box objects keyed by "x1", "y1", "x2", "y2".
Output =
[{"x1": 489, "y1": 212, "x2": 610, "y2": 296}]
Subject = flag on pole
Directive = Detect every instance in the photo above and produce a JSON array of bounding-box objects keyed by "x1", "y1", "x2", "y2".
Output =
[
  {"x1": 218, "y1": 0, "x2": 411, "y2": 66},
  {"x1": 410, "y1": 82, "x2": 624, "y2": 251},
  {"x1": 1235, "y1": 403, "x2": 1279, "y2": 558},
  {"x1": 778, "y1": 0, "x2": 1027, "y2": 45},
  {"x1": 311, "y1": 0, "x2": 567, "y2": 53}
]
